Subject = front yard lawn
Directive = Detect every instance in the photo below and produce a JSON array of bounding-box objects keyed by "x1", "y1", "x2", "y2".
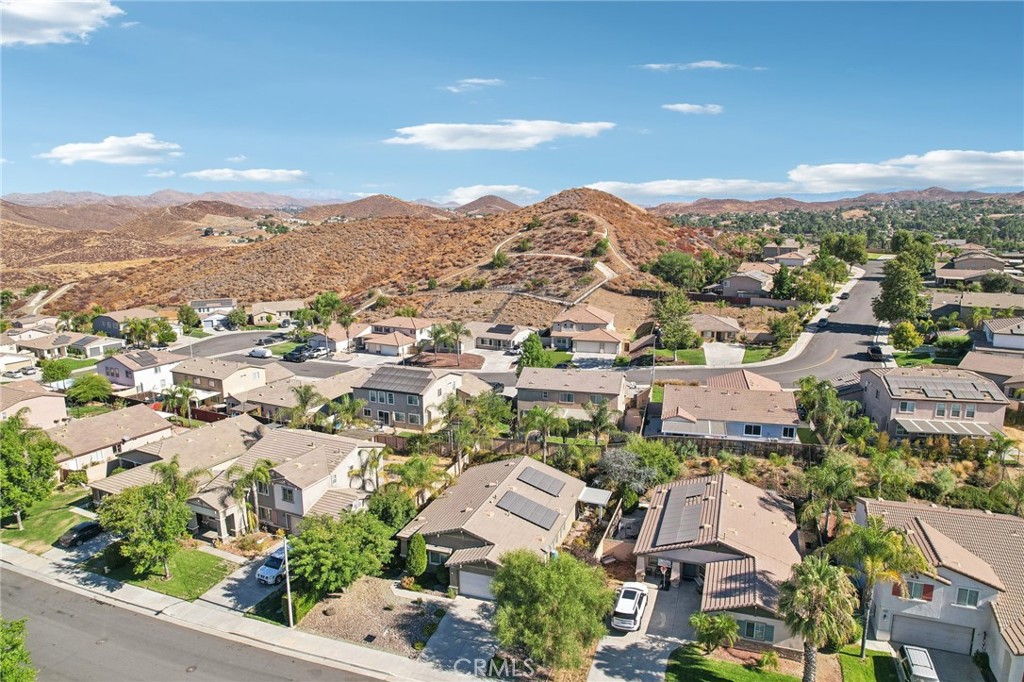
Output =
[
  {"x1": 541, "y1": 349, "x2": 573, "y2": 366},
  {"x1": 666, "y1": 646, "x2": 798, "y2": 682},
  {"x1": 68, "y1": 403, "x2": 114, "y2": 418},
  {"x1": 742, "y1": 346, "x2": 774, "y2": 364},
  {"x1": 64, "y1": 357, "x2": 99, "y2": 370},
  {"x1": 85, "y1": 548, "x2": 233, "y2": 601},
  {"x1": 0, "y1": 489, "x2": 90, "y2": 554},
  {"x1": 270, "y1": 341, "x2": 304, "y2": 356},
  {"x1": 837, "y1": 645, "x2": 899, "y2": 682},
  {"x1": 894, "y1": 352, "x2": 935, "y2": 367},
  {"x1": 185, "y1": 329, "x2": 212, "y2": 338},
  {"x1": 673, "y1": 348, "x2": 706, "y2": 365}
]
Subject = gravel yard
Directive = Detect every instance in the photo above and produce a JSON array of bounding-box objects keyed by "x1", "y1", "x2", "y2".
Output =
[{"x1": 297, "y1": 577, "x2": 447, "y2": 658}]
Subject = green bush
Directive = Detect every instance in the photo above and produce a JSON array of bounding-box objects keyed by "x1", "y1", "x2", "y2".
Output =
[
  {"x1": 621, "y1": 488, "x2": 639, "y2": 513},
  {"x1": 282, "y1": 587, "x2": 322, "y2": 624},
  {"x1": 433, "y1": 607, "x2": 446, "y2": 618},
  {"x1": 64, "y1": 471, "x2": 88, "y2": 487},
  {"x1": 423, "y1": 622, "x2": 438, "y2": 638},
  {"x1": 934, "y1": 336, "x2": 973, "y2": 352},
  {"x1": 946, "y1": 485, "x2": 1011, "y2": 513},
  {"x1": 447, "y1": 586, "x2": 457, "y2": 599},
  {"x1": 406, "y1": 534, "x2": 427, "y2": 577},
  {"x1": 612, "y1": 355, "x2": 630, "y2": 368},
  {"x1": 434, "y1": 564, "x2": 449, "y2": 586},
  {"x1": 413, "y1": 641, "x2": 426, "y2": 651},
  {"x1": 103, "y1": 541, "x2": 131, "y2": 570}
]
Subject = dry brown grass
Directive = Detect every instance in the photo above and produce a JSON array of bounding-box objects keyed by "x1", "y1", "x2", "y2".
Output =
[
  {"x1": 692, "y1": 302, "x2": 784, "y2": 333},
  {"x1": 584, "y1": 288, "x2": 654, "y2": 335}
]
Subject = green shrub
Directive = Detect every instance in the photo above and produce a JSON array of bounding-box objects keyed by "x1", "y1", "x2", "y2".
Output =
[
  {"x1": 447, "y1": 586, "x2": 457, "y2": 599},
  {"x1": 103, "y1": 541, "x2": 131, "y2": 570},
  {"x1": 64, "y1": 471, "x2": 88, "y2": 487},
  {"x1": 434, "y1": 564, "x2": 449, "y2": 586},
  {"x1": 946, "y1": 485, "x2": 1011, "y2": 513},
  {"x1": 423, "y1": 622, "x2": 438, "y2": 638},
  {"x1": 612, "y1": 355, "x2": 630, "y2": 368},
  {"x1": 406, "y1": 534, "x2": 427, "y2": 577},
  {"x1": 373, "y1": 295, "x2": 391, "y2": 310},
  {"x1": 413, "y1": 641, "x2": 426, "y2": 651},
  {"x1": 621, "y1": 488, "x2": 639, "y2": 513},
  {"x1": 427, "y1": 278, "x2": 438, "y2": 290},
  {"x1": 433, "y1": 607, "x2": 447, "y2": 618},
  {"x1": 757, "y1": 650, "x2": 780, "y2": 672},
  {"x1": 282, "y1": 587, "x2": 322, "y2": 624}
]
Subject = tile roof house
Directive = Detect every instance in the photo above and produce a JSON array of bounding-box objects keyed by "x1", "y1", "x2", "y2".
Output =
[
  {"x1": 225, "y1": 368, "x2": 372, "y2": 423},
  {"x1": 465, "y1": 321, "x2": 534, "y2": 351},
  {"x1": 308, "y1": 322, "x2": 372, "y2": 353},
  {"x1": 737, "y1": 261, "x2": 781, "y2": 276},
  {"x1": 396, "y1": 457, "x2": 604, "y2": 599},
  {"x1": 97, "y1": 349, "x2": 183, "y2": 395},
  {"x1": 46, "y1": 404, "x2": 174, "y2": 481},
  {"x1": 930, "y1": 291, "x2": 1024, "y2": 320},
  {"x1": 92, "y1": 308, "x2": 163, "y2": 338},
  {"x1": 15, "y1": 332, "x2": 89, "y2": 360},
  {"x1": 12, "y1": 314, "x2": 58, "y2": 329},
  {"x1": 0, "y1": 379, "x2": 67, "y2": 429},
  {"x1": 515, "y1": 368, "x2": 627, "y2": 421},
  {"x1": 363, "y1": 331, "x2": 417, "y2": 357},
  {"x1": 721, "y1": 270, "x2": 774, "y2": 297},
  {"x1": 69, "y1": 334, "x2": 124, "y2": 359},
  {"x1": 171, "y1": 357, "x2": 267, "y2": 403},
  {"x1": 858, "y1": 366, "x2": 1008, "y2": 438},
  {"x1": 856, "y1": 498, "x2": 1024, "y2": 680},
  {"x1": 689, "y1": 313, "x2": 742, "y2": 342},
  {"x1": 761, "y1": 238, "x2": 802, "y2": 258},
  {"x1": 634, "y1": 474, "x2": 803, "y2": 652},
  {"x1": 983, "y1": 317, "x2": 1024, "y2": 351},
  {"x1": 188, "y1": 298, "x2": 237, "y2": 314},
  {"x1": 549, "y1": 305, "x2": 621, "y2": 354},
  {"x1": 705, "y1": 369, "x2": 783, "y2": 392},
  {"x1": 658, "y1": 385, "x2": 801, "y2": 442},
  {"x1": 370, "y1": 316, "x2": 438, "y2": 344},
  {"x1": 958, "y1": 351, "x2": 1024, "y2": 398},
  {"x1": 353, "y1": 365, "x2": 492, "y2": 432},
  {"x1": 770, "y1": 246, "x2": 817, "y2": 268},
  {"x1": 248, "y1": 299, "x2": 307, "y2": 325}
]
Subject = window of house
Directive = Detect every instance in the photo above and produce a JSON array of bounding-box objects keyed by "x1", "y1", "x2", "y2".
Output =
[
  {"x1": 427, "y1": 551, "x2": 446, "y2": 566},
  {"x1": 257, "y1": 482, "x2": 270, "y2": 495},
  {"x1": 387, "y1": 393, "x2": 395, "y2": 405},
  {"x1": 737, "y1": 621, "x2": 774, "y2": 642},
  {"x1": 113, "y1": 443, "x2": 123, "y2": 454},
  {"x1": 394, "y1": 413, "x2": 405, "y2": 422},
  {"x1": 408, "y1": 414, "x2": 421, "y2": 425},
  {"x1": 590, "y1": 395, "x2": 604, "y2": 405},
  {"x1": 895, "y1": 424, "x2": 907, "y2": 436},
  {"x1": 894, "y1": 581, "x2": 933, "y2": 601},
  {"x1": 875, "y1": 389, "x2": 880, "y2": 399},
  {"x1": 950, "y1": 403, "x2": 962, "y2": 418},
  {"x1": 541, "y1": 391, "x2": 549, "y2": 400},
  {"x1": 898, "y1": 401, "x2": 915, "y2": 413},
  {"x1": 782, "y1": 427, "x2": 795, "y2": 439},
  {"x1": 330, "y1": 474, "x2": 337, "y2": 486},
  {"x1": 259, "y1": 507, "x2": 270, "y2": 519},
  {"x1": 965, "y1": 404, "x2": 976, "y2": 419},
  {"x1": 363, "y1": 408, "x2": 372, "y2": 417},
  {"x1": 208, "y1": 378, "x2": 215, "y2": 387},
  {"x1": 280, "y1": 487, "x2": 295, "y2": 504},
  {"x1": 377, "y1": 410, "x2": 389, "y2": 422},
  {"x1": 935, "y1": 403, "x2": 947, "y2": 418},
  {"x1": 437, "y1": 388, "x2": 443, "y2": 397},
  {"x1": 368, "y1": 390, "x2": 378, "y2": 403},
  {"x1": 743, "y1": 424, "x2": 762, "y2": 437},
  {"x1": 955, "y1": 587, "x2": 979, "y2": 607},
  {"x1": 408, "y1": 395, "x2": 420, "y2": 406},
  {"x1": 559, "y1": 392, "x2": 574, "y2": 403}
]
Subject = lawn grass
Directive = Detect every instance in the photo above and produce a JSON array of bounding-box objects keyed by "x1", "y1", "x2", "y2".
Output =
[
  {"x1": 674, "y1": 348, "x2": 706, "y2": 365},
  {"x1": 270, "y1": 341, "x2": 304, "y2": 356},
  {"x1": 867, "y1": 252, "x2": 893, "y2": 260},
  {"x1": 541, "y1": 349, "x2": 573, "y2": 366},
  {"x1": 651, "y1": 384, "x2": 664, "y2": 403},
  {"x1": 85, "y1": 548, "x2": 233, "y2": 601},
  {"x1": 894, "y1": 352, "x2": 941, "y2": 368},
  {"x1": 68, "y1": 403, "x2": 114, "y2": 418},
  {"x1": 64, "y1": 357, "x2": 99, "y2": 370},
  {"x1": 665, "y1": 645, "x2": 798, "y2": 682},
  {"x1": 837, "y1": 645, "x2": 899, "y2": 682},
  {"x1": 246, "y1": 588, "x2": 287, "y2": 626},
  {"x1": 798, "y1": 427, "x2": 820, "y2": 444},
  {"x1": 185, "y1": 329, "x2": 212, "y2": 338},
  {"x1": 742, "y1": 346, "x2": 774, "y2": 364},
  {"x1": 0, "y1": 489, "x2": 90, "y2": 554}
]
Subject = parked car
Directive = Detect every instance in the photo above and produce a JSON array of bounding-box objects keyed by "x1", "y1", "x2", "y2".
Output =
[
  {"x1": 20, "y1": 366, "x2": 37, "y2": 375},
  {"x1": 255, "y1": 337, "x2": 275, "y2": 346},
  {"x1": 827, "y1": 304, "x2": 840, "y2": 313},
  {"x1": 839, "y1": 292, "x2": 850, "y2": 300},
  {"x1": 249, "y1": 347, "x2": 273, "y2": 358},
  {"x1": 2, "y1": 370, "x2": 23, "y2": 379},
  {"x1": 817, "y1": 318, "x2": 829, "y2": 328},
  {"x1": 58, "y1": 521, "x2": 103, "y2": 548},
  {"x1": 257, "y1": 547, "x2": 287, "y2": 585},
  {"x1": 283, "y1": 349, "x2": 309, "y2": 363},
  {"x1": 797, "y1": 405, "x2": 808, "y2": 420},
  {"x1": 896, "y1": 645, "x2": 939, "y2": 682},
  {"x1": 306, "y1": 346, "x2": 328, "y2": 359},
  {"x1": 278, "y1": 319, "x2": 291, "y2": 328},
  {"x1": 866, "y1": 345, "x2": 885, "y2": 361},
  {"x1": 213, "y1": 324, "x2": 225, "y2": 331},
  {"x1": 151, "y1": 343, "x2": 168, "y2": 350},
  {"x1": 610, "y1": 582, "x2": 649, "y2": 632}
]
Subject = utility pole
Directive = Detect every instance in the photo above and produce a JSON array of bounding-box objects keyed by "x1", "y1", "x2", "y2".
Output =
[{"x1": 283, "y1": 536, "x2": 294, "y2": 628}]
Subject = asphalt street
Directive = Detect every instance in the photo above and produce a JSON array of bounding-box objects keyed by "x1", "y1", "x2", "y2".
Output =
[{"x1": 0, "y1": 569, "x2": 375, "y2": 682}]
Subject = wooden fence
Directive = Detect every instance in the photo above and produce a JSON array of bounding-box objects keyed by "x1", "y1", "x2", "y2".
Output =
[{"x1": 593, "y1": 498, "x2": 624, "y2": 562}]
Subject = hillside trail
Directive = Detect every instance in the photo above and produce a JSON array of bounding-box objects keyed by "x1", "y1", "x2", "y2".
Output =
[{"x1": 23, "y1": 282, "x2": 75, "y2": 314}]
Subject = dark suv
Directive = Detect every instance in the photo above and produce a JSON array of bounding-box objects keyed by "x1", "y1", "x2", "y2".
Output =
[
  {"x1": 283, "y1": 348, "x2": 310, "y2": 363},
  {"x1": 58, "y1": 521, "x2": 103, "y2": 548},
  {"x1": 866, "y1": 345, "x2": 885, "y2": 361}
]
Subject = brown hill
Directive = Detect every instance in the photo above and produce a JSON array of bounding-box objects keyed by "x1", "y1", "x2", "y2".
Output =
[
  {"x1": 0, "y1": 199, "x2": 146, "y2": 231},
  {"x1": 112, "y1": 200, "x2": 277, "y2": 242},
  {"x1": 456, "y1": 195, "x2": 520, "y2": 214},
  {"x1": 297, "y1": 195, "x2": 452, "y2": 222}
]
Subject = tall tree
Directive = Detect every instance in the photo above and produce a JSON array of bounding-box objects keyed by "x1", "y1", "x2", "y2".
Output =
[
  {"x1": 98, "y1": 483, "x2": 192, "y2": 579},
  {"x1": 385, "y1": 454, "x2": 450, "y2": 502},
  {"x1": 56, "y1": 311, "x2": 75, "y2": 332},
  {"x1": 66, "y1": 373, "x2": 112, "y2": 405},
  {"x1": 872, "y1": 258, "x2": 925, "y2": 324},
  {"x1": 521, "y1": 405, "x2": 568, "y2": 464},
  {"x1": 288, "y1": 512, "x2": 396, "y2": 593},
  {"x1": 1, "y1": 618, "x2": 36, "y2": 682},
  {"x1": 583, "y1": 399, "x2": 618, "y2": 445},
  {"x1": 311, "y1": 292, "x2": 343, "y2": 343},
  {"x1": 226, "y1": 308, "x2": 248, "y2": 328},
  {"x1": 889, "y1": 321, "x2": 923, "y2": 352},
  {"x1": 778, "y1": 555, "x2": 859, "y2": 682},
  {"x1": 366, "y1": 487, "x2": 416, "y2": 530},
  {"x1": 826, "y1": 515, "x2": 931, "y2": 659},
  {"x1": 177, "y1": 304, "x2": 200, "y2": 331},
  {"x1": 429, "y1": 323, "x2": 452, "y2": 361},
  {"x1": 688, "y1": 612, "x2": 739, "y2": 655},
  {"x1": 336, "y1": 303, "x2": 357, "y2": 351},
  {"x1": 445, "y1": 320, "x2": 472, "y2": 366},
  {"x1": 39, "y1": 359, "x2": 72, "y2": 385},
  {"x1": 326, "y1": 395, "x2": 368, "y2": 432},
  {"x1": 653, "y1": 289, "x2": 698, "y2": 354},
  {"x1": 151, "y1": 454, "x2": 210, "y2": 499},
  {"x1": 225, "y1": 458, "x2": 274, "y2": 534},
  {"x1": 163, "y1": 382, "x2": 196, "y2": 422},
  {"x1": 868, "y1": 449, "x2": 915, "y2": 499},
  {"x1": 288, "y1": 384, "x2": 326, "y2": 428},
  {"x1": 649, "y1": 251, "x2": 706, "y2": 290},
  {"x1": 800, "y1": 453, "x2": 857, "y2": 546},
  {"x1": 772, "y1": 264, "x2": 795, "y2": 300},
  {"x1": 0, "y1": 410, "x2": 64, "y2": 530},
  {"x1": 518, "y1": 332, "x2": 549, "y2": 371}
]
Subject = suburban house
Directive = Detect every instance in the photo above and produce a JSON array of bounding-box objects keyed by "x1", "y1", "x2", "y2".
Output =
[
  {"x1": 171, "y1": 357, "x2": 267, "y2": 404},
  {"x1": 465, "y1": 321, "x2": 534, "y2": 351},
  {"x1": 959, "y1": 351, "x2": 1024, "y2": 399},
  {"x1": 308, "y1": 322, "x2": 372, "y2": 353},
  {"x1": 549, "y1": 304, "x2": 619, "y2": 353},
  {"x1": 689, "y1": 313, "x2": 742, "y2": 342},
  {"x1": 363, "y1": 331, "x2": 417, "y2": 356},
  {"x1": 858, "y1": 366, "x2": 1009, "y2": 439},
  {"x1": 69, "y1": 335, "x2": 124, "y2": 358},
  {"x1": 515, "y1": 368, "x2": 627, "y2": 421},
  {"x1": 721, "y1": 271, "x2": 773, "y2": 297},
  {"x1": 97, "y1": 349, "x2": 183, "y2": 396},
  {"x1": 225, "y1": 368, "x2": 372, "y2": 423},
  {"x1": 761, "y1": 238, "x2": 801, "y2": 259},
  {"x1": 633, "y1": 473, "x2": 803, "y2": 653},
  {"x1": 248, "y1": 299, "x2": 307, "y2": 325},
  {"x1": 396, "y1": 457, "x2": 608, "y2": 599},
  {"x1": 370, "y1": 316, "x2": 437, "y2": 344},
  {"x1": 856, "y1": 498, "x2": 1024, "y2": 682},
  {"x1": 46, "y1": 404, "x2": 174, "y2": 481},
  {"x1": 16, "y1": 332, "x2": 90, "y2": 360},
  {"x1": 0, "y1": 332, "x2": 21, "y2": 353},
  {"x1": 12, "y1": 314, "x2": 58, "y2": 329},
  {"x1": 353, "y1": 365, "x2": 492, "y2": 432},
  {"x1": 0, "y1": 379, "x2": 67, "y2": 429},
  {"x1": 931, "y1": 291, "x2": 1024, "y2": 321},
  {"x1": 92, "y1": 308, "x2": 163, "y2": 338},
  {"x1": 188, "y1": 298, "x2": 237, "y2": 314},
  {"x1": 947, "y1": 251, "x2": 1007, "y2": 272},
  {"x1": 0, "y1": 353, "x2": 35, "y2": 374},
  {"x1": 934, "y1": 267, "x2": 1002, "y2": 288},
  {"x1": 6, "y1": 325, "x2": 55, "y2": 342},
  {"x1": 704, "y1": 369, "x2": 783, "y2": 392},
  {"x1": 983, "y1": 317, "x2": 1024, "y2": 350},
  {"x1": 770, "y1": 246, "x2": 817, "y2": 268},
  {"x1": 737, "y1": 261, "x2": 781, "y2": 276},
  {"x1": 658, "y1": 383, "x2": 801, "y2": 442},
  {"x1": 197, "y1": 312, "x2": 229, "y2": 331}
]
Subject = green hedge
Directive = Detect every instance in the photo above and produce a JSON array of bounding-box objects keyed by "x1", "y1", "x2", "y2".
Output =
[{"x1": 282, "y1": 586, "x2": 322, "y2": 624}]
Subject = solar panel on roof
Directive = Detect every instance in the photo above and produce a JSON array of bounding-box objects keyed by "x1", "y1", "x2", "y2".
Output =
[
  {"x1": 654, "y1": 484, "x2": 705, "y2": 547},
  {"x1": 496, "y1": 491, "x2": 559, "y2": 530},
  {"x1": 135, "y1": 351, "x2": 158, "y2": 367},
  {"x1": 518, "y1": 467, "x2": 565, "y2": 496},
  {"x1": 489, "y1": 324, "x2": 516, "y2": 335}
]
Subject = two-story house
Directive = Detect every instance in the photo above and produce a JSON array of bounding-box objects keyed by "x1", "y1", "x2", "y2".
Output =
[
  {"x1": 983, "y1": 317, "x2": 1024, "y2": 350},
  {"x1": 92, "y1": 308, "x2": 164, "y2": 338},
  {"x1": 248, "y1": 299, "x2": 307, "y2": 325},
  {"x1": 0, "y1": 379, "x2": 67, "y2": 429},
  {"x1": 633, "y1": 474, "x2": 803, "y2": 654},
  {"x1": 225, "y1": 368, "x2": 372, "y2": 424},
  {"x1": 658, "y1": 383, "x2": 802, "y2": 442},
  {"x1": 769, "y1": 246, "x2": 817, "y2": 268},
  {"x1": 761, "y1": 238, "x2": 801, "y2": 259},
  {"x1": 949, "y1": 251, "x2": 1007, "y2": 272},
  {"x1": 931, "y1": 291, "x2": 1024, "y2": 323},
  {"x1": 12, "y1": 314, "x2": 58, "y2": 330},
  {"x1": 515, "y1": 368, "x2": 627, "y2": 421},
  {"x1": 721, "y1": 270, "x2": 774, "y2": 298},
  {"x1": 549, "y1": 305, "x2": 621, "y2": 354},
  {"x1": 97, "y1": 349, "x2": 183, "y2": 396},
  {"x1": 188, "y1": 298, "x2": 237, "y2": 315},
  {"x1": 370, "y1": 316, "x2": 437, "y2": 344},
  {"x1": 856, "y1": 498, "x2": 1024, "y2": 682},
  {"x1": 308, "y1": 322, "x2": 372, "y2": 353},
  {"x1": 352, "y1": 365, "x2": 492, "y2": 432},
  {"x1": 858, "y1": 366, "x2": 1009, "y2": 439},
  {"x1": 171, "y1": 357, "x2": 267, "y2": 404}
]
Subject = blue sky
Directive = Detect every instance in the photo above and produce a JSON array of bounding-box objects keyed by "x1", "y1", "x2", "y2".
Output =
[{"x1": 2, "y1": 1, "x2": 1022, "y2": 204}]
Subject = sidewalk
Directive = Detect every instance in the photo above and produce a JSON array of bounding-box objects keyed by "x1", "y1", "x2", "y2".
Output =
[{"x1": 1, "y1": 543, "x2": 459, "y2": 682}]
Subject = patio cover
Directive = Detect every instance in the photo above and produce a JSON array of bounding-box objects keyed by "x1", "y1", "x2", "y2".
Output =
[
  {"x1": 579, "y1": 487, "x2": 612, "y2": 506},
  {"x1": 895, "y1": 417, "x2": 1003, "y2": 438}
]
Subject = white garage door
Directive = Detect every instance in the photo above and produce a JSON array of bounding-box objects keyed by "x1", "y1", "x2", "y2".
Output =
[
  {"x1": 459, "y1": 570, "x2": 494, "y2": 600},
  {"x1": 891, "y1": 616, "x2": 973, "y2": 655}
]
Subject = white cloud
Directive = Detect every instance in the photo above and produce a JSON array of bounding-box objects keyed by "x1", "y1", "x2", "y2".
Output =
[
  {"x1": 38, "y1": 133, "x2": 182, "y2": 165},
  {"x1": 384, "y1": 119, "x2": 615, "y2": 151},
  {"x1": 226, "y1": 154, "x2": 247, "y2": 163},
  {"x1": 662, "y1": 103, "x2": 723, "y2": 115},
  {"x1": 145, "y1": 169, "x2": 175, "y2": 178},
  {"x1": 0, "y1": 158, "x2": 8, "y2": 165},
  {"x1": 439, "y1": 184, "x2": 540, "y2": 205},
  {"x1": 445, "y1": 78, "x2": 504, "y2": 94},
  {"x1": 120, "y1": 21, "x2": 139, "y2": 28},
  {"x1": 588, "y1": 149, "x2": 1024, "y2": 200},
  {"x1": 180, "y1": 168, "x2": 308, "y2": 182},
  {"x1": 1, "y1": 0, "x2": 124, "y2": 46},
  {"x1": 642, "y1": 60, "x2": 754, "y2": 72}
]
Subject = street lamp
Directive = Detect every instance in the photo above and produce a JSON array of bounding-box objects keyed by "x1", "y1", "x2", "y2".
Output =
[{"x1": 283, "y1": 535, "x2": 294, "y2": 628}]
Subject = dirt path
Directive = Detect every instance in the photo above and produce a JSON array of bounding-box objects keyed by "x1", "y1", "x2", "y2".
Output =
[{"x1": 24, "y1": 282, "x2": 75, "y2": 314}]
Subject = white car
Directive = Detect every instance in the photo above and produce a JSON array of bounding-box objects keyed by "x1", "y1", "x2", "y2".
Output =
[
  {"x1": 306, "y1": 346, "x2": 328, "y2": 359},
  {"x1": 256, "y1": 547, "x2": 287, "y2": 585},
  {"x1": 611, "y1": 582, "x2": 649, "y2": 632},
  {"x1": 248, "y1": 347, "x2": 273, "y2": 358},
  {"x1": 896, "y1": 645, "x2": 939, "y2": 682}
]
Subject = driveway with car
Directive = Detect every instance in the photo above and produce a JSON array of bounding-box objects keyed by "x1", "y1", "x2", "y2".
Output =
[
  {"x1": 42, "y1": 530, "x2": 112, "y2": 566},
  {"x1": 903, "y1": 649, "x2": 984, "y2": 682},
  {"x1": 198, "y1": 556, "x2": 279, "y2": 612}
]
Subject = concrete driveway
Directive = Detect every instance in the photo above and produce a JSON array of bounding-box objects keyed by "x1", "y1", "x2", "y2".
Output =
[
  {"x1": 573, "y1": 353, "x2": 615, "y2": 370},
  {"x1": 421, "y1": 597, "x2": 498, "y2": 678},
  {"x1": 702, "y1": 342, "x2": 746, "y2": 367},
  {"x1": 42, "y1": 531, "x2": 113, "y2": 566},
  {"x1": 198, "y1": 559, "x2": 278, "y2": 612},
  {"x1": 924, "y1": 650, "x2": 984, "y2": 682}
]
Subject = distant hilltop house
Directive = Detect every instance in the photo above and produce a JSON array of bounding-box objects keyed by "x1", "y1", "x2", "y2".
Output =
[
  {"x1": 92, "y1": 308, "x2": 164, "y2": 339},
  {"x1": 549, "y1": 305, "x2": 625, "y2": 355},
  {"x1": 188, "y1": 298, "x2": 237, "y2": 315}
]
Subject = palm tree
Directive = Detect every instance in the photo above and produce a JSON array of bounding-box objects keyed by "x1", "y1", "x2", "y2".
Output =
[
  {"x1": 312, "y1": 292, "x2": 343, "y2": 345},
  {"x1": 826, "y1": 515, "x2": 931, "y2": 659},
  {"x1": 778, "y1": 555, "x2": 859, "y2": 682},
  {"x1": 429, "y1": 323, "x2": 452, "y2": 362},
  {"x1": 800, "y1": 452, "x2": 857, "y2": 546},
  {"x1": 56, "y1": 311, "x2": 74, "y2": 332},
  {"x1": 336, "y1": 304, "x2": 357, "y2": 352},
  {"x1": 384, "y1": 454, "x2": 450, "y2": 503},
  {"x1": 292, "y1": 308, "x2": 316, "y2": 340},
  {"x1": 288, "y1": 384, "x2": 326, "y2": 428},
  {"x1": 163, "y1": 382, "x2": 196, "y2": 422},
  {"x1": 326, "y1": 395, "x2": 367, "y2": 432},
  {"x1": 124, "y1": 317, "x2": 149, "y2": 346},
  {"x1": 445, "y1": 320, "x2": 472, "y2": 366},
  {"x1": 868, "y1": 449, "x2": 915, "y2": 498},
  {"x1": 990, "y1": 433, "x2": 1019, "y2": 482},
  {"x1": 226, "y1": 458, "x2": 274, "y2": 534},
  {"x1": 583, "y1": 399, "x2": 618, "y2": 445},
  {"x1": 554, "y1": 441, "x2": 597, "y2": 478},
  {"x1": 347, "y1": 447, "x2": 386, "y2": 491},
  {"x1": 152, "y1": 454, "x2": 211, "y2": 499},
  {"x1": 521, "y1": 405, "x2": 568, "y2": 464}
]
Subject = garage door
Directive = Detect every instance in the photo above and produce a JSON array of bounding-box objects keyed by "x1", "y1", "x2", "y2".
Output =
[
  {"x1": 891, "y1": 616, "x2": 973, "y2": 654},
  {"x1": 459, "y1": 570, "x2": 494, "y2": 600}
]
